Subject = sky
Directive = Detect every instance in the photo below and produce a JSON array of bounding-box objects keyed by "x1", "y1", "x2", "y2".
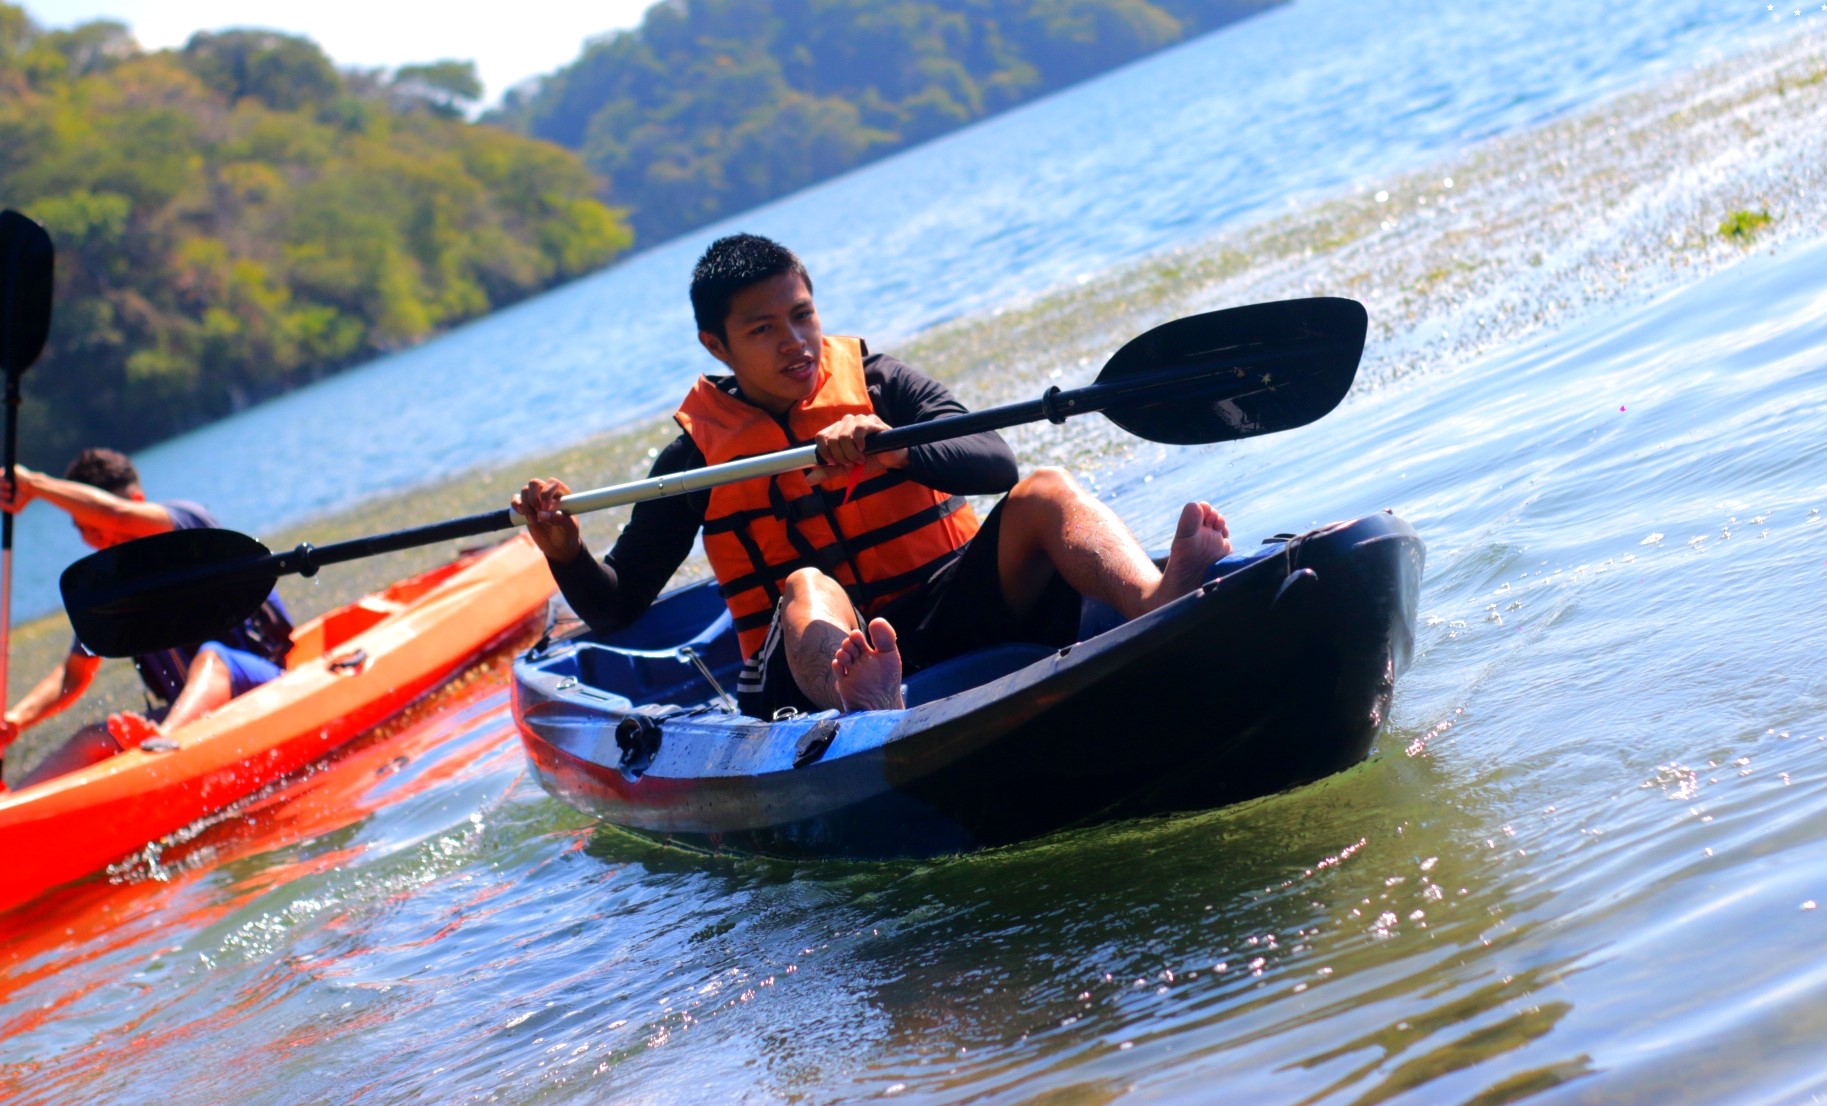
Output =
[{"x1": 22, "y1": 0, "x2": 656, "y2": 105}]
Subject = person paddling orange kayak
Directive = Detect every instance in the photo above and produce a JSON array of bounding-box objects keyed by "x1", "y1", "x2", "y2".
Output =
[{"x1": 0, "y1": 448, "x2": 292, "y2": 788}]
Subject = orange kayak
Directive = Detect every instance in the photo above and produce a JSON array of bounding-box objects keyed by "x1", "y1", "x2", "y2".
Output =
[{"x1": 0, "y1": 535, "x2": 553, "y2": 913}]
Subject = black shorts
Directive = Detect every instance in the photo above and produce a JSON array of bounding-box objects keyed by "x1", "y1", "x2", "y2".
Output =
[{"x1": 736, "y1": 499, "x2": 1083, "y2": 718}]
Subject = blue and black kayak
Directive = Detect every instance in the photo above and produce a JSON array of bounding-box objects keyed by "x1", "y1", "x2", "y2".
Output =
[{"x1": 510, "y1": 510, "x2": 1425, "y2": 858}]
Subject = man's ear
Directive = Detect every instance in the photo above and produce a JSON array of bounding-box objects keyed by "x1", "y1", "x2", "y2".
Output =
[
  {"x1": 698, "y1": 330, "x2": 732, "y2": 366},
  {"x1": 124, "y1": 485, "x2": 147, "y2": 503}
]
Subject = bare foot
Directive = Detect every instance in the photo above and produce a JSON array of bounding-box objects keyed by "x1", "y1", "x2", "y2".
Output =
[
  {"x1": 1145, "y1": 501, "x2": 1232, "y2": 612},
  {"x1": 830, "y1": 618, "x2": 905, "y2": 712}
]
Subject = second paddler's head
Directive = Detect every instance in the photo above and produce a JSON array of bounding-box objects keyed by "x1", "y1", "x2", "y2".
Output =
[
  {"x1": 692, "y1": 234, "x2": 822, "y2": 418},
  {"x1": 64, "y1": 447, "x2": 147, "y2": 549}
]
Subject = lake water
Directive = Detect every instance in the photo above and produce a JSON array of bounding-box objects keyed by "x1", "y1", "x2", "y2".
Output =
[{"x1": 7, "y1": 1, "x2": 1827, "y2": 1103}]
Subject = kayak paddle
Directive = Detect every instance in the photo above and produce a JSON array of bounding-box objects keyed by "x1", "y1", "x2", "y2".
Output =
[
  {"x1": 0, "y1": 210, "x2": 55, "y2": 700},
  {"x1": 63, "y1": 296, "x2": 1367, "y2": 657}
]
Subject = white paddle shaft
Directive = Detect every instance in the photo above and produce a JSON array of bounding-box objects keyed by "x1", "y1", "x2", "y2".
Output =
[{"x1": 509, "y1": 443, "x2": 823, "y2": 524}]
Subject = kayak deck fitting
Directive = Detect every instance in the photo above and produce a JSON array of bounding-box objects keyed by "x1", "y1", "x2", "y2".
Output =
[
  {"x1": 513, "y1": 511, "x2": 1425, "y2": 859},
  {"x1": 0, "y1": 535, "x2": 554, "y2": 912}
]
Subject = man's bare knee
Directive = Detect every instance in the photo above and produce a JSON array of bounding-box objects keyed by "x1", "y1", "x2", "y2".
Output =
[
  {"x1": 782, "y1": 566, "x2": 825, "y2": 596},
  {"x1": 1011, "y1": 466, "x2": 1078, "y2": 504},
  {"x1": 781, "y1": 567, "x2": 848, "y2": 613},
  {"x1": 1006, "y1": 466, "x2": 1082, "y2": 522},
  {"x1": 187, "y1": 649, "x2": 229, "y2": 680}
]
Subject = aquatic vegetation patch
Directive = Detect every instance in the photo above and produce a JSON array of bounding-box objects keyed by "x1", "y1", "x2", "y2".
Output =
[
  {"x1": 1718, "y1": 209, "x2": 1774, "y2": 242},
  {"x1": 908, "y1": 22, "x2": 1827, "y2": 421}
]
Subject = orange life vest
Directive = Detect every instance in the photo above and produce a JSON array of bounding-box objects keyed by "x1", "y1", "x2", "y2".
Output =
[{"x1": 674, "y1": 336, "x2": 980, "y2": 659}]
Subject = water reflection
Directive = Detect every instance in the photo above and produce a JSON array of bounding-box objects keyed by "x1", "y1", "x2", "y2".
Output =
[{"x1": 514, "y1": 744, "x2": 1557, "y2": 1103}]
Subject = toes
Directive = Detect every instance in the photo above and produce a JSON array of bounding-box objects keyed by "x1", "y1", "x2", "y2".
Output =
[
  {"x1": 1189, "y1": 502, "x2": 1228, "y2": 539},
  {"x1": 1175, "y1": 501, "x2": 1203, "y2": 539},
  {"x1": 1175, "y1": 502, "x2": 1230, "y2": 543},
  {"x1": 867, "y1": 618, "x2": 898, "y2": 655}
]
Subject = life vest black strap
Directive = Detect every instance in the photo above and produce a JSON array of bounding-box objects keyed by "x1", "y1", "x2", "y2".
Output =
[
  {"x1": 785, "y1": 471, "x2": 907, "y2": 520},
  {"x1": 727, "y1": 517, "x2": 782, "y2": 606},
  {"x1": 841, "y1": 495, "x2": 967, "y2": 559},
  {"x1": 701, "y1": 470, "x2": 909, "y2": 535},
  {"x1": 732, "y1": 607, "x2": 776, "y2": 637},
  {"x1": 771, "y1": 476, "x2": 861, "y2": 592},
  {"x1": 712, "y1": 496, "x2": 970, "y2": 604}
]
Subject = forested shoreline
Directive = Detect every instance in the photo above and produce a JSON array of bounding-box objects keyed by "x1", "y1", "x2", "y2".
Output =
[
  {"x1": 1, "y1": 0, "x2": 1281, "y2": 464},
  {"x1": 0, "y1": 5, "x2": 630, "y2": 468},
  {"x1": 492, "y1": 0, "x2": 1282, "y2": 245}
]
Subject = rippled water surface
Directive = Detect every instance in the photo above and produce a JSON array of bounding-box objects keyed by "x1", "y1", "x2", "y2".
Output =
[{"x1": 7, "y1": 2, "x2": 1827, "y2": 1103}]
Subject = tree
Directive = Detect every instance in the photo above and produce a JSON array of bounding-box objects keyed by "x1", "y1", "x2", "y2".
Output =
[
  {"x1": 180, "y1": 28, "x2": 341, "y2": 112},
  {"x1": 39, "y1": 19, "x2": 136, "y2": 78},
  {"x1": 392, "y1": 60, "x2": 484, "y2": 118}
]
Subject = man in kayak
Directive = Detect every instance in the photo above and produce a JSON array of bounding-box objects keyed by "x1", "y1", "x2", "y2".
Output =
[
  {"x1": 0, "y1": 448, "x2": 293, "y2": 787},
  {"x1": 514, "y1": 233, "x2": 1231, "y2": 717}
]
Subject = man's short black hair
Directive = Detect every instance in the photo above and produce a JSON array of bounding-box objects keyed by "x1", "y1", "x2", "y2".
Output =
[
  {"x1": 64, "y1": 447, "x2": 140, "y2": 495},
  {"x1": 690, "y1": 234, "x2": 812, "y2": 339}
]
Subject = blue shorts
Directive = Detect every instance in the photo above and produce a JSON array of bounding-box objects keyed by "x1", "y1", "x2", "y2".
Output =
[{"x1": 197, "y1": 642, "x2": 286, "y2": 697}]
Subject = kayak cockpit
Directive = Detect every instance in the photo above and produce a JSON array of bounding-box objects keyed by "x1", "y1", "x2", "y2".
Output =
[
  {"x1": 284, "y1": 551, "x2": 486, "y2": 669},
  {"x1": 531, "y1": 538, "x2": 1301, "y2": 716},
  {"x1": 535, "y1": 583, "x2": 744, "y2": 712}
]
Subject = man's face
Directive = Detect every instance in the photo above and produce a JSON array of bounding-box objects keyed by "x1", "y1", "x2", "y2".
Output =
[{"x1": 698, "y1": 272, "x2": 823, "y2": 417}]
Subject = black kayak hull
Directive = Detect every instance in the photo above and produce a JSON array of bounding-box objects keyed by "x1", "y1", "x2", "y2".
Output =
[{"x1": 512, "y1": 511, "x2": 1424, "y2": 859}]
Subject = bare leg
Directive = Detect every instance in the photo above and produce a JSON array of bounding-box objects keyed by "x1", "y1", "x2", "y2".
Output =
[
  {"x1": 157, "y1": 649, "x2": 237, "y2": 733},
  {"x1": 995, "y1": 467, "x2": 1232, "y2": 621},
  {"x1": 780, "y1": 567, "x2": 866, "y2": 712},
  {"x1": 106, "y1": 649, "x2": 238, "y2": 744}
]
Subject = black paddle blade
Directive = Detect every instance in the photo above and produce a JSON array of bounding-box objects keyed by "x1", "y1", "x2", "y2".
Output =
[
  {"x1": 0, "y1": 209, "x2": 54, "y2": 376},
  {"x1": 62, "y1": 528, "x2": 279, "y2": 658},
  {"x1": 1096, "y1": 297, "x2": 1366, "y2": 445}
]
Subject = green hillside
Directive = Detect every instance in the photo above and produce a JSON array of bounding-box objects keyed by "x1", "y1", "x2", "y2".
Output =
[
  {"x1": 491, "y1": 0, "x2": 1282, "y2": 244},
  {"x1": 0, "y1": 6, "x2": 630, "y2": 467}
]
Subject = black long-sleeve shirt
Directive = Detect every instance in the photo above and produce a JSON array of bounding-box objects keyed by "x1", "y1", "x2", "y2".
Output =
[{"x1": 550, "y1": 349, "x2": 1017, "y2": 632}]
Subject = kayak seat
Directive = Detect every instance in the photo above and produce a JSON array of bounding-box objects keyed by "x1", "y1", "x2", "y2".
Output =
[
  {"x1": 903, "y1": 643, "x2": 1055, "y2": 707},
  {"x1": 576, "y1": 608, "x2": 742, "y2": 705}
]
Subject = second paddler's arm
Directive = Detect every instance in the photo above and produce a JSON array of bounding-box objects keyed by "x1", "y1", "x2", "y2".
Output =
[
  {"x1": 1, "y1": 465, "x2": 175, "y2": 538},
  {"x1": 524, "y1": 435, "x2": 707, "y2": 634},
  {"x1": 1, "y1": 649, "x2": 103, "y2": 752}
]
